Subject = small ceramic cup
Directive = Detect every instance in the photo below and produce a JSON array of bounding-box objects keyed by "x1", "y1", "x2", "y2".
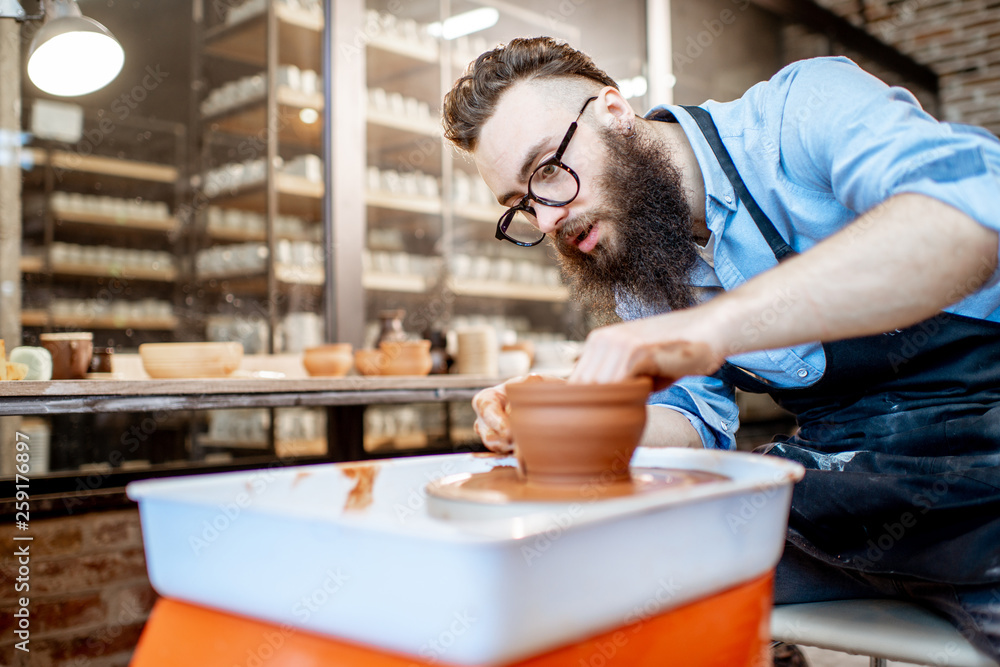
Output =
[{"x1": 39, "y1": 332, "x2": 94, "y2": 380}]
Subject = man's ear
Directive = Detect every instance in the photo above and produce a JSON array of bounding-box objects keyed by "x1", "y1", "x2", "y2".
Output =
[{"x1": 594, "y1": 85, "x2": 636, "y2": 136}]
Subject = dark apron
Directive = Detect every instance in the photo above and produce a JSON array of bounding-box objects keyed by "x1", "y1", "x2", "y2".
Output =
[{"x1": 681, "y1": 106, "x2": 1000, "y2": 585}]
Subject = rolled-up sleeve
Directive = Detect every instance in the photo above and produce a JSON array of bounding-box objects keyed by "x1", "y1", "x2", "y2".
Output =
[
  {"x1": 774, "y1": 57, "x2": 1000, "y2": 264},
  {"x1": 648, "y1": 374, "x2": 739, "y2": 450}
]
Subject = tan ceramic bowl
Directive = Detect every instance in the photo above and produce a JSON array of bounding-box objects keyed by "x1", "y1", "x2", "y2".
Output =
[
  {"x1": 378, "y1": 340, "x2": 432, "y2": 376},
  {"x1": 303, "y1": 343, "x2": 353, "y2": 377},
  {"x1": 138, "y1": 342, "x2": 243, "y2": 379},
  {"x1": 355, "y1": 340, "x2": 433, "y2": 376},
  {"x1": 506, "y1": 377, "x2": 653, "y2": 484}
]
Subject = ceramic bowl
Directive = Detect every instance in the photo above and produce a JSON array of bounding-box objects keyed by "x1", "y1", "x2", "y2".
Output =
[
  {"x1": 139, "y1": 342, "x2": 243, "y2": 379},
  {"x1": 303, "y1": 343, "x2": 353, "y2": 377},
  {"x1": 506, "y1": 376, "x2": 653, "y2": 484},
  {"x1": 377, "y1": 340, "x2": 433, "y2": 376}
]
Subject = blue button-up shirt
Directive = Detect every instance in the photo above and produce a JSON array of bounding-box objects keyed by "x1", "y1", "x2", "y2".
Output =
[{"x1": 634, "y1": 56, "x2": 1000, "y2": 450}]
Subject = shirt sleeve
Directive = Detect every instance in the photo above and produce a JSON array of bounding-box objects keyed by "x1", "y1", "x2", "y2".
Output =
[
  {"x1": 772, "y1": 57, "x2": 1000, "y2": 258},
  {"x1": 648, "y1": 374, "x2": 739, "y2": 450}
]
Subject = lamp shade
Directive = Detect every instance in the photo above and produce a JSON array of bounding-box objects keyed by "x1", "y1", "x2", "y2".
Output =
[{"x1": 27, "y1": 13, "x2": 124, "y2": 97}]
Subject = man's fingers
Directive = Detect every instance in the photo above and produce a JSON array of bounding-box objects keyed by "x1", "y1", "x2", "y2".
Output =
[
  {"x1": 474, "y1": 418, "x2": 514, "y2": 453},
  {"x1": 472, "y1": 387, "x2": 510, "y2": 435},
  {"x1": 628, "y1": 341, "x2": 722, "y2": 382},
  {"x1": 472, "y1": 384, "x2": 516, "y2": 452}
]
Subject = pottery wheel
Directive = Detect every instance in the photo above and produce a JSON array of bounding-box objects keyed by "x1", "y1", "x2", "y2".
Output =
[{"x1": 426, "y1": 465, "x2": 730, "y2": 508}]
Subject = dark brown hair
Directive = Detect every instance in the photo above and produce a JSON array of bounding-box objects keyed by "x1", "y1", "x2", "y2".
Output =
[{"x1": 443, "y1": 36, "x2": 618, "y2": 152}]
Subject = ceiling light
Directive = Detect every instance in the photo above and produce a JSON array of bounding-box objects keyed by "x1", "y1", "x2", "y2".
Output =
[
  {"x1": 26, "y1": 0, "x2": 124, "y2": 97},
  {"x1": 299, "y1": 107, "x2": 319, "y2": 124},
  {"x1": 427, "y1": 8, "x2": 499, "y2": 40}
]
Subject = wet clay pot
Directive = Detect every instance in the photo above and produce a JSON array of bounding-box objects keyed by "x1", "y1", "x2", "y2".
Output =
[
  {"x1": 303, "y1": 343, "x2": 353, "y2": 377},
  {"x1": 506, "y1": 377, "x2": 653, "y2": 484}
]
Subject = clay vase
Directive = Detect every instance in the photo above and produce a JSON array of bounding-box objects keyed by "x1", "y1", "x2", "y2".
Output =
[
  {"x1": 378, "y1": 340, "x2": 433, "y2": 376},
  {"x1": 506, "y1": 377, "x2": 653, "y2": 485},
  {"x1": 303, "y1": 343, "x2": 353, "y2": 377}
]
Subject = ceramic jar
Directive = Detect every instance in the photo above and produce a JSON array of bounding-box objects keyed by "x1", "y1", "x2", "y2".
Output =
[
  {"x1": 505, "y1": 377, "x2": 653, "y2": 484},
  {"x1": 303, "y1": 343, "x2": 353, "y2": 377}
]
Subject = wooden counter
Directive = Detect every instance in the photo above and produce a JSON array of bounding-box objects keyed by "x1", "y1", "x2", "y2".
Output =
[{"x1": 0, "y1": 374, "x2": 502, "y2": 415}]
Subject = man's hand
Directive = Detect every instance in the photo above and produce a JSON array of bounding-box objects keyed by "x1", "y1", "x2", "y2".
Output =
[
  {"x1": 569, "y1": 312, "x2": 725, "y2": 386},
  {"x1": 472, "y1": 374, "x2": 549, "y2": 453}
]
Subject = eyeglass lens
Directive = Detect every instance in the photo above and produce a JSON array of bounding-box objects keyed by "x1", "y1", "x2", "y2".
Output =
[
  {"x1": 500, "y1": 208, "x2": 544, "y2": 245},
  {"x1": 529, "y1": 163, "x2": 579, "y2": 205}
]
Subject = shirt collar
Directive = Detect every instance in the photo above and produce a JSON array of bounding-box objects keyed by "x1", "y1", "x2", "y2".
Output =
[{"x1": 644, "y1": 104, "x2": 738, "y2": 236}]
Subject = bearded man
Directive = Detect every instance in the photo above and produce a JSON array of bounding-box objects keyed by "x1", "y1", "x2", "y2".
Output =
[{"x1": 442, "y1": 36, "x2": 1000, "y2": 663}]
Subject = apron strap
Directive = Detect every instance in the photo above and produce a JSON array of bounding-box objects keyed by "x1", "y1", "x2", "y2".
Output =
[{"x1": 680, "y1": 105, "x2": 797, "y2": 262}]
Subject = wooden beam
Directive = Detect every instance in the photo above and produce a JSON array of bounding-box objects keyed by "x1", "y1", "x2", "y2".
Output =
[
  {"x1": 0, "y1": 17, "x2": 22, "y2": 349},
  {"x1": 749, "y1": 0, "x2": 939, "y2": 94}
]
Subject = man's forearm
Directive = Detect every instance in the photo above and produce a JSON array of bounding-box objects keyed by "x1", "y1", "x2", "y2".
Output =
[
  {"x1": 640, "y1": 405, "x2": 704, "y2": 448},
  {"x1": 646, "y1": 193, "x2": 998, "y2": 357}
]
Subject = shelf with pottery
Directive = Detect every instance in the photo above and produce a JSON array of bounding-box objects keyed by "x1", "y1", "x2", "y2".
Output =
[
  {"x1": 48, "y1": 209, "x2": 181, "y2": 234},
  {"x1": 361, "y1": 272, "x2": 429, "y2": 293},
  {"x1": 205, "y1": 227, "x2": 319, "y2": 244},
  {"x1": 207, "y1": 173, "x2": 323, "y2": 219},
  {"x1": 367, "y1": 33, "x2": 438, "y2": 68},
  {"x1": 20, "y1": 258, "x2": 178, "y2": 282},
  {"x1": 20, "y1": 313, "x2": 180, "y2": 330},
  {"x1": 20, "y1": 309, "x2": 48, "y2": 327},
  {"x1": 203, "y1": 3, "x2": 323, "y2": 71},
  {"x1": 452, "y1": 201, "x2": 507, "y2": 224},
  {"x1": 364, "y1": 190, "x2": 442, "y2": 216},
  {"x1": 366, "y1": 108, "x2": 440, "y2": 140},
  {"x1": 203, "y1": 87, "x2": 324, "y2": 147},
  {"x1": 25, "y1": 148, "x2": 179, "y2": 184},
  {"x1": 446, "y1": 276, "x2": 570, "y2": 302},
  {"x1": 196, "y1": 273, "x2": 325, "y2": 294}
]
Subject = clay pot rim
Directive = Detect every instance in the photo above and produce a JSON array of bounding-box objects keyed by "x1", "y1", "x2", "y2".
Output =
[
  {"x1": 305, "y1": 343, "x2": 353, "y2": 353},
  {"x1": 507, "y1": 376, "x2": 653, "y2": 404},
  {"x1": 378, "y1": 339, "x2": 431, "y2": 351}
]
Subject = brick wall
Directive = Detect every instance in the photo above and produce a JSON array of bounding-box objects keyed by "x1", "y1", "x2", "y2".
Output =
[
  {"x1": 0, "y1": 509, "x2": 157, "y2": 667},
  {"x1": 784, "y1": 0, "x2": 1000, "y2": 134}
]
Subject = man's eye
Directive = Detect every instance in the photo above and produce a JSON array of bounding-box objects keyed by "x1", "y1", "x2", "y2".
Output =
[{"x1": 536, "y1": 164, "x2": 559, "y2": 180}]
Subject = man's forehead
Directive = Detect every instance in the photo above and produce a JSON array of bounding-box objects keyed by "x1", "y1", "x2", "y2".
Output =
[{"x1": 475, "y1": 81, "x2": 577, "y2": 185}]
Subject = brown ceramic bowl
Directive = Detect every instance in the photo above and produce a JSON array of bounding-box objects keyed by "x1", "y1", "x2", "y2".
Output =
[
  {"x1": 377, "y1": 340, "x2": 433, "y2": 376},
  {"x1": 506, "y1": 376, "x2": 653, "y2": 485},
  {"x1": 303, "y1": 343, "x2": 353, "y2": 377}
]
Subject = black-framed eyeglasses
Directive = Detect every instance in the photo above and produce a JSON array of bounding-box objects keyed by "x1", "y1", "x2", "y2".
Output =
[{"x1": 495, "y1": 96, "x2": 598, "y2": 247}]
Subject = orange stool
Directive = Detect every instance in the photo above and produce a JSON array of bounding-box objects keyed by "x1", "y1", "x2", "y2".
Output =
[{"x1": 132, "y1": 572, "x2": 773, "y2": 667}]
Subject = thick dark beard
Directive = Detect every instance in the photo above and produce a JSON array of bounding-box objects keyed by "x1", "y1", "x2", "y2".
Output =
[{"x1": 552, "y1": 125, "x2": 698, "y2": 324}]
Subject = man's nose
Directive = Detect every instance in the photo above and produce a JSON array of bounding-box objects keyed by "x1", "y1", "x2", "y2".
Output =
[{"x1": 533, "y1": 205, "x2": 568, "y2": 234}]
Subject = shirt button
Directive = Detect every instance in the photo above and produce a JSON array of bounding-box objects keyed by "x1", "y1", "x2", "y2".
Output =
[
  {"x1": 797, "y1": 369, "x2": 808, "y2": 378},
  {"x1": 724, "y1": 195, "x2": 733, "y2": 204},
  {"x1": 721, "y1": 422, "x2": 728, "y2": 431}
]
